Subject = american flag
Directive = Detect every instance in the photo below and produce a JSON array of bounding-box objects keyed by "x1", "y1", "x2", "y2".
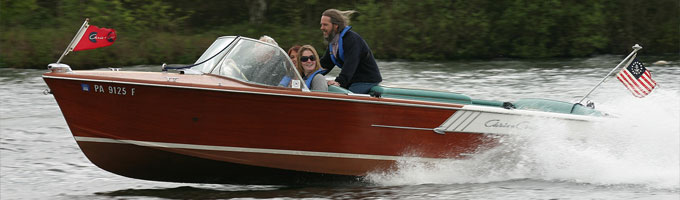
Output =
[{"x1": 616, "y1": 58, "x2": 657, "y2": 98}]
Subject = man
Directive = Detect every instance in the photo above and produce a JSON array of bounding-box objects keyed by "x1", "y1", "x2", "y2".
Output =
[{"x1": 319, "y1": 9, "x2": 382, "y2": 94}]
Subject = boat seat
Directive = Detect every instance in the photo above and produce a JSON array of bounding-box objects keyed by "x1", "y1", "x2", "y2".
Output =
[
  {"x1": 317, "y1": 85, "x2": 352, "y2": 94},
  {"x1": 471, "y1": 99, "x2": 506, "y2": 107},
  {"x1": 369, "y1": 86, "x2": 472, "y2": 104},
  {"x1": 513, "y1": 98, "x2": 603, "y2": 116}
]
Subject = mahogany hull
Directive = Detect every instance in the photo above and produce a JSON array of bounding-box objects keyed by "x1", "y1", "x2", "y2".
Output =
[
  {"x1": 76, "y1": 141, "x2": 358, "y2": 184},
  {"x1": 43, "y1": 71, "x2": 494, "y2": 184}
]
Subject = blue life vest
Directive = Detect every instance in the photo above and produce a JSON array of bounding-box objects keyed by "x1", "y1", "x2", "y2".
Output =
[
  {"x1": 304, "y1": 69, "x2": 325, "y2": 89},
  {"x1": 278, "y1": 75, "x2": 291, "y2": 87},
  {"x1": 329, "y1": 26, "x2": 352, "y2": 68}
]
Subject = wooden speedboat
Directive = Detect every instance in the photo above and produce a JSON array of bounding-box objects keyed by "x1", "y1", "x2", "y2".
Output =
[{"x1": 43, "y1": 36, "x2": 605, "y2": 185}]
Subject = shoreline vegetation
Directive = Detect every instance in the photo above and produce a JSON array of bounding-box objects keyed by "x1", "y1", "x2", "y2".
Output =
[{"x1": 1, "y1": 0, "x2": 678, "y2": 69}]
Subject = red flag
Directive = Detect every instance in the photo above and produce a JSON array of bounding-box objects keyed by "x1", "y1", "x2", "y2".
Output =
[
  {"x1": 72, "y1": 25, "x2": 116, "y2": 51},
  {"x1": 616, "y1": 58, "x2": 657, "y2": 98}
]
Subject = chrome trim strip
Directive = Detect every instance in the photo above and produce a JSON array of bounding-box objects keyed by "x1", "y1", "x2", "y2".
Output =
[
  {"x1": 73, "y1": 136, "x2": 448, "y2": 162},
  {"x1": 370, "y1": 124, "x2": 490, "y2": 135},
  {"x1": 371, "y1": 124, "x2": 434, "y2": 131}
]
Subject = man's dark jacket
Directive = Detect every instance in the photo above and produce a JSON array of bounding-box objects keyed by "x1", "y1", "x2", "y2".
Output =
[{"x1": 320, "y1": 30, "x2": 382, "y2": 88}]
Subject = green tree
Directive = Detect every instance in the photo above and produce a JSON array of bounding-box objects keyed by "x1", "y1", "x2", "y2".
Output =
[
  {"x1": 1, "y1": 0, "x2": 678, "y2": 68},
  {"x1": 490, "y1": 0, "x2": 563, "y2": 58},
  {"x1": 555, "y1": 0, "x2": 608, "y2": 56}
]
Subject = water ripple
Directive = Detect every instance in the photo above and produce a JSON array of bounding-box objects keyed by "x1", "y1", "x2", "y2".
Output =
[{"x1": 1, "y1": 56, "x2": 678, "y2": 199}]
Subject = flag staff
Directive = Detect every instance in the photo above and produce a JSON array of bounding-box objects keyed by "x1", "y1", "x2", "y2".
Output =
[
  {"x1": 577, "y1": 44, "x2": 642, "y2": 104},
  {"x1": 56, "y1": 18, "x2": 90, "y2": 64}
]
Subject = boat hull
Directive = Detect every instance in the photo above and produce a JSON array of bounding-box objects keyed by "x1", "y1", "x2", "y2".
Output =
[
  {"x1": 76, "y1": 139, "x2": 358, "y2": 185},
  {"x1": 44, "y1": 72, "x2": 497, "y2": 184}
]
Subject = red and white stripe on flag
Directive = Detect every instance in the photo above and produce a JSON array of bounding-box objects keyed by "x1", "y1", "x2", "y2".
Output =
[{"x1": 616, "y1": 59, "x2": 657, "y2": 98}]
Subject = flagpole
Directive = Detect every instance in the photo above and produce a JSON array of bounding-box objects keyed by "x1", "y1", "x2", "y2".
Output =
[
  {"x1": 56, "y1": 18, "x2": 90, "y2": 64},
  {"x1": 577, "y1": 44, "x2": 642, "y2": 104}
]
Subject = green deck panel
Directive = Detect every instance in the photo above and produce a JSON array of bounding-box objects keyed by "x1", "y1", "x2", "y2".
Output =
[
  {"x1": 569, "y1": 103, "x2": 604, "y2": 116},
  {"x1": 319, "y1": 85, "x2": 352, "y2": 94},
  {"x1": 471, "y1": 99, "x2": 506, "y2": 107},
  {"x1": 370, "y1": 86, "x2": 472, "y2": 104},
  {"x1": 513, "y1": 98, "x2": 603, "y2": 116},
  {"x1": 325, "y1": 86, "x2": 603, "y2": 117}
]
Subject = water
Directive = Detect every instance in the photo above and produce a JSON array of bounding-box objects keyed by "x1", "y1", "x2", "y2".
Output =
[{"x1": 1, "y1": 55, "x2": 679, "y2": 199}]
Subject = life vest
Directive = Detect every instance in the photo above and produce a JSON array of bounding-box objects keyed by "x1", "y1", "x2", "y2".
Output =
[
  {"x1": 278, "y1": 75, "x2": 291, "y2": 87},
  {"x1": 304, "y1": 69, "x2": 325, "y2": 89},
  {"x1": 329, "y1": 26, "x2": 352, "y2": 68}
]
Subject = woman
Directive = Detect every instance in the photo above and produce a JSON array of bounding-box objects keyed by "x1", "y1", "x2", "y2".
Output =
[
  {"x1": 277, "y1": 45, "x2": 302, "y2": 88},
  {"x1": 296, "y1": 45, "x2": 328, "y2": 91},
  {"x1": 287, "y1": 45, "x2": 301, "y2": 66}
]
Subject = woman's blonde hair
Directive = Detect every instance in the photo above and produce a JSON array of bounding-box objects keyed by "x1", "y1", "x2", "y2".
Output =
[{"x1": 295, "y1": 45, "x2": 322, "y2": 78}]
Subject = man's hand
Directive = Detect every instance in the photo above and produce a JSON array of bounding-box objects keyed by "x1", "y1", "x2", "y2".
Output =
[{"x1": 327, "y1": 80, "x2": 340, "y2": 86}]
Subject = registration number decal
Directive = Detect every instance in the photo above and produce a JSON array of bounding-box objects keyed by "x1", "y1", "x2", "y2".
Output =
[{"x1": 83, "y1": 83, "x2": 135, "y2": 96}]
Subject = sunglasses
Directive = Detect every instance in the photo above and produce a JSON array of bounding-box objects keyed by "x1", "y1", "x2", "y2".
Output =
[{"x1": 300, "y1": 56, "x2": 316, "y2": 62}]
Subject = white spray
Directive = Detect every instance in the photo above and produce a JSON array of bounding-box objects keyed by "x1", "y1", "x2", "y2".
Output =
[{"x1": 366, "y1": 89, "x2": 679, "y2": 189}]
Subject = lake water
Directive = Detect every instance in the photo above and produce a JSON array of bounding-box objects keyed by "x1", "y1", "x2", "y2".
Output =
[{"x1": 1, "y1": 55, "x2": 679, "y2": 199}]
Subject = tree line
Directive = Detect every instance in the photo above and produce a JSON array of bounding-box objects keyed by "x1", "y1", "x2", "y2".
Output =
[{"x1": 1, "y1": 0, "x2": 678, "y2": 69}]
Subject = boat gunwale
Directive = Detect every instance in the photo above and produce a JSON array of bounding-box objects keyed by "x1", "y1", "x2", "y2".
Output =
[{"x1": 42, "y1": 72, "x2": 602, "y2": 122}]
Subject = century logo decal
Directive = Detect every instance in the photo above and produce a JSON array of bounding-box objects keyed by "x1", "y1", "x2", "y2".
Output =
[
  {"x1": 88, "y1": 32, "x2": 112, "y2": 43},
  {"x1": 88, "y1": 32, "x2": 98, "y2": 43},
  {"x1": 106, "y1": 31, "x2": 116, "y2": 42},
  {"x1": 484, "y1": 119, "x2": 534, "y2": 130}
]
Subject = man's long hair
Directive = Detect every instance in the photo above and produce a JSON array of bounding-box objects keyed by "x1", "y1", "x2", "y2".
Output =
[{"x1": 322, "y1": 9, "x2": 357, "y2": 34}]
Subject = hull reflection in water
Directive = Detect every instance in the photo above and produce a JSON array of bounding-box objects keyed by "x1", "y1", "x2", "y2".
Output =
[{"x1": 42, "y1": 36, "x2": 604, "y2": 185}]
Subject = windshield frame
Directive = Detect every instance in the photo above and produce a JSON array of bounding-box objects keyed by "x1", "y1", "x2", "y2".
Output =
[{"x1": 191, "y1": 36, "x2": 309, "y2": 91}]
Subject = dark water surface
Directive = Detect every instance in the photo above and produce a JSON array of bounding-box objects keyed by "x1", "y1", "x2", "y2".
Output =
[{"x1": 1, "y1": 55, "x2": 679, "y2": 199}]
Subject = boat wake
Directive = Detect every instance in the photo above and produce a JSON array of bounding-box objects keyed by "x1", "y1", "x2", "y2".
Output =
[{"x1": 365, "y1": 89, "x2": 680, "y2": 189}]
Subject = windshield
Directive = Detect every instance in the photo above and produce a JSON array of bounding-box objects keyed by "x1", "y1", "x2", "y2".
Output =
[
  {"x1": 192, "y1": 36, "x2": 235, "y2": 73},
  {"x1": 192, "y1": 37, "x2": 305, "y2": 89}
]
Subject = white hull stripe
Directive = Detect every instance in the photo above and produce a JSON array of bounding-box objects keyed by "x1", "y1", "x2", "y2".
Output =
[
  {"x1": 74, "y1": 136, "x2": 445, "y2": 162},
  {"x1": 445, "y1": 110, "x2": 483, "y2": 132}
]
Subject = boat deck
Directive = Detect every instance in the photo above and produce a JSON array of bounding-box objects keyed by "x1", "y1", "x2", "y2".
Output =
[
  {"x1": 72, "y1": 70, "x2": 246, "y2": 87},
  {"x1": 57, "y1": 70, "x2": 603, "y2": 116}
]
